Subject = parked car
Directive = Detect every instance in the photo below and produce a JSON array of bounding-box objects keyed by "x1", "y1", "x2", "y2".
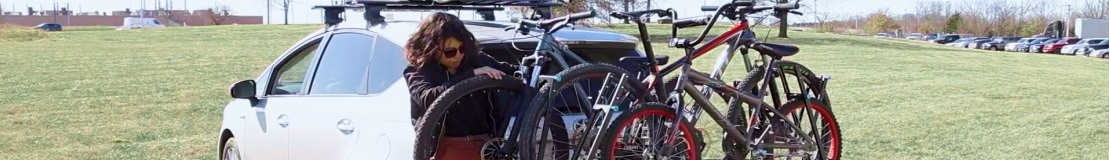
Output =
[
  {"x1": 905, "y1": 33, "x2": 924, "y2": 40},
  {"x1": 1041, "y1": 37, "x2": 1080, "y2": 53},
  {"x1": 217, "y1": 5, "x2": 645, "y2": 160},
  {"x1": 1061, "y1": 38, "x2": 1109, "y2": 55},
  {"x1": 1088, "y1": 49, "x2": 1109, "y2": 58},
  {"x1": 945, "y1": 38, "x2": 973, "y2": 47},
  {"x1": 932, "y1": 34, "x2": 962, "y2": 44},
  {"x1": 33, "y1": 23, "x2": 62, "y2": 31},
  {"x1": 966, "y1": 38, "x2": 993, "y2": 49},
  {"x1": 1012, "y1": 37, "x2": 1043, "y2": 51},
  {"x1": 1026, "y1": 38, "x2": 1060, "y2": 53},
  {"x1": 874, "y1": 33, "x2": 890, "y2": 38},
  {"x1": 979, "y1": 37, "x2": 1021, "y2": 51},
  {"x1": 1078, "y1": 40, "x2": 1109, "y2": 56},
  {"x1": 1004, "y1": 38, "x2": 1034, "y2": 51},
  {"x1": 924, "y1": 33, "x2": 939, "y2": 41}
]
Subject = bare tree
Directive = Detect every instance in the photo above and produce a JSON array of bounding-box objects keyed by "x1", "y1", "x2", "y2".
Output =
[
  {"x1": 1079, "y1": 0, "x2": 1109, "y2": 19},
  {"x1": 273, "y1": 0, "x2": 292, "y2": 25},
  {"x1": 202, "y1": 5, "x2": 232, "y2": 25}
]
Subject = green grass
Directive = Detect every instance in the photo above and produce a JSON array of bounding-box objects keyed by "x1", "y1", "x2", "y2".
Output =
[
  {"x1": 0, "y1": 23, "x2": 1106, "y2": 159},
  {"x1": 0, "y1": 24, "x2": 49, "y2": 42}
]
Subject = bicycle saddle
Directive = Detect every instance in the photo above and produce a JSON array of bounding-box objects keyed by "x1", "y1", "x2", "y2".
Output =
[{"x1": 751, "y1": 43, "x2": 799, "y2": 58}]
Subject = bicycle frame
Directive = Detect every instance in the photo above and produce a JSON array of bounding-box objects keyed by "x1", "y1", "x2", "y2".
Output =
[
  {"x1": 612, "y1": 10, "x2": 824, "y2": 158},
  {"x1": 655, "y1": 20, "x2": 823, "y2": 158},
  {"x1": 492, "y1": 27, "x2": 593, "y2": 154}
]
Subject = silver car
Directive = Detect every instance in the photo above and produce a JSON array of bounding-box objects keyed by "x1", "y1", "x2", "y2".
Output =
[{"x1": 1004, "y1": 38, "x2": 1035, "y2": 52}]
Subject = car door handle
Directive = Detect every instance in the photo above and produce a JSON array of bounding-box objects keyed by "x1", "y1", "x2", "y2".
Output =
[
  {"x1": 337, "y1": 119, "x2": 355, "y2": 134},
  {"x1": 277, "y1": 114, "x2": 290, "y2": 128}
]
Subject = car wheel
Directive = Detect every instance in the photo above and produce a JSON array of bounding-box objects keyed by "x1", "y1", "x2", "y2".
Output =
[{"x1": 222, "y1": 138, "x2": 242, "y2": 160}]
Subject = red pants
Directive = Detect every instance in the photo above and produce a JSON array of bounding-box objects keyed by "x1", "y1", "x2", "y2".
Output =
[{"x1": 433, "y1": 135, "x2": 489, "y2": 160}]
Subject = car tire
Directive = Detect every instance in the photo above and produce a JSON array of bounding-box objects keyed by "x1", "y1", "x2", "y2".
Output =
[{"x1": 222, "y1": 137, "x2": 242, "y2": 160}]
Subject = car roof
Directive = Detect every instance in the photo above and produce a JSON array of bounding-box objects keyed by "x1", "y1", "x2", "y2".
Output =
[{"x1": 320, "y1": 12, "x2": 638, "y2": 49}]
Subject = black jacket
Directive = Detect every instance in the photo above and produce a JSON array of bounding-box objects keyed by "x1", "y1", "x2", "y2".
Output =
[{"x1": 404, "y1": 52, "x2": 515, "y2": 137}]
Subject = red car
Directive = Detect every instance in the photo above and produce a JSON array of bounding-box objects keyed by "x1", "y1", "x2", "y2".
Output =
[{"x1": 1043, "y1": 37, "x2": 1080, "y2": 53}]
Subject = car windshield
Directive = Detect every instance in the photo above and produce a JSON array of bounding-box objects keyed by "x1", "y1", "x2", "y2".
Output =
[
  {"x1": 1065, "y1": 39, "x2": 1080, "y2": 44},
  {"x1": 1089, "y1": 39, "x2": 1107, "y2": 44},
  {"x1": 1076, "y1": 39, "x2": 1090, "y2": 44}
]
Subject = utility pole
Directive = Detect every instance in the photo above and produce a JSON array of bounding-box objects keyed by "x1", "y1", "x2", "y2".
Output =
[
  {"x1": 267, "y1": 0, "x2": 272, "y2": 24},
  {"x1": 1065, "y1": 4, "x2": 1072, "y2": 37},
  {"x1": 52, "y1": 0, "x2": 57, "y2": 23}
]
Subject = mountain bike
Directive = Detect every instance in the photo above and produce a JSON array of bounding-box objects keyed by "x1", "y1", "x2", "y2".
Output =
[
  {"x1": 411, "y1": 10, "x2": 655, "y2": 160},
  {"x1": 538, "y1": 1, "x2": 841, "y2": 159}
]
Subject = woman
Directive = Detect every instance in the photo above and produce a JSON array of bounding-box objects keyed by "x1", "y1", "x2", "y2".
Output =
[{"x1": 403, "y1": 12, "x2": 515, "y2": 160}]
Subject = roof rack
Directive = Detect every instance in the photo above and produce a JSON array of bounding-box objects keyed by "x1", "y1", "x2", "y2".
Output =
[
  {"x1": 350, "y1": 0, "x2": 560, "y2": 7},
  {"x1": 314, "y1": 0, "x2": 561, "y2": 27}
]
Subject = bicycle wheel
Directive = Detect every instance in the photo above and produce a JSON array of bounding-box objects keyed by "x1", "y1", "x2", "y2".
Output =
[
  {"x1": 413, "y1": 75, "x2": 530, "y2": 160},
  {"x1": 724, "y1": 60, "x2": 830, "y2": 159},
  {"x1": 518, "y1": 63, "x2": 650, "y2": 160},
  {"x1": 762, "y1": 100, "x2": 841, "y2": 160},
  {"x1": 598, "y1": 103, "x2": 702, "y2": 160}
]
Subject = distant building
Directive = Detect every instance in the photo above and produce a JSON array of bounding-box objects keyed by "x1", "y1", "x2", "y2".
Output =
[{"x1": 1, "y1": 8, "x2": 262, "y2": 27}]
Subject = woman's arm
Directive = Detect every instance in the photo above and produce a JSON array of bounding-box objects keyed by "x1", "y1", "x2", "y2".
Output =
[{"x1": 404, "y1": 65, "x2": 467, "y2": 120}]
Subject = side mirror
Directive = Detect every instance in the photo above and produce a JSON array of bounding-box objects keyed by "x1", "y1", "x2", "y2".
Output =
[{"x1": 229, "y1": 80, "x2": 257, "y2": 99}]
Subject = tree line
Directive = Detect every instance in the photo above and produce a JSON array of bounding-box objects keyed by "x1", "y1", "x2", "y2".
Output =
[{"x1": 815, "y1": 0, "x2": 1108, "y2": 37}]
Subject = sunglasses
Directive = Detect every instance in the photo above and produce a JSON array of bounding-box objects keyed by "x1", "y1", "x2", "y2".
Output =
[{"x1": 441, "y1": 48, "x2": 460, "y2": 58}]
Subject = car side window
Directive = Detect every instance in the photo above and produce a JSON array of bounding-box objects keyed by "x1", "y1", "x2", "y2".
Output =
[
  {"x1": 269, "y1": 40, "x2": 321, "y2": 95},
  {"x1": 366, "y1": 37, "x2": 407, "y2": 94},
  {"x1": 308, "y1": 33, "x2": 374, "y2": 95}
]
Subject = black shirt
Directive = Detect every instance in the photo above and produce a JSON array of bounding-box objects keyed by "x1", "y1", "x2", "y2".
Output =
[{"x1": 404, "y1": 52, "x2": 515, "y2": 137}]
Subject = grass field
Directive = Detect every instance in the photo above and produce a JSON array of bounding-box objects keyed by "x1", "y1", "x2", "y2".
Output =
[{"x1": 0, "y1": 24, "x2": 1106, "y2": 159}]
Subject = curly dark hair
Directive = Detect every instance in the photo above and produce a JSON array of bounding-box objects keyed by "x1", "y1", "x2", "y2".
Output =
[{"x1": 405, "y1": 12, "x2": 480, "y2": 67}]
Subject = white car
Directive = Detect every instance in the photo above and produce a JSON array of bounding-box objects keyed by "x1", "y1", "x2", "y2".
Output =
[
  {"x1": 1061, "y1": 38, "x2": 1108, "y2": 55},
  {"x1": 217, "y1": 3, "x2": 642, "y2": 160},
  {"x1": 1004, "y1": 38, "x2": 1034, "y2": 52},
  {"x1": 1088, "y1": 49, "x2": 1109, "y2": 58},
  {"x1": 874, "y1": 33, "x2": 890, "y2": 38}
]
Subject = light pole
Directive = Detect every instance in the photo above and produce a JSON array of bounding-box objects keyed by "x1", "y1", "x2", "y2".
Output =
[
  {"x1": 1065, "y1": 4, "x2": 1071, "y2": 37},
  {"x1": 267, "y1": 0, "x2": 271, "y2": 24}
]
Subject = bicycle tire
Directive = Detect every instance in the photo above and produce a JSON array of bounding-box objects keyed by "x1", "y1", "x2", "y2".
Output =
[
  {"x1": 518, "y1": 63, "x2": 649, "y2": 160},
  {"x1": 723, "y1": 60, "x2": 829, "y2": 159},
  {"x1": 413, "y1": 75, "x2": 529, "y2": 160},
  {"x1": 774, "y1": 100, "x2": 842, "y2": 160},
  {"x1": 598, "y1": 103, "x2": 702, "y2": 160}
]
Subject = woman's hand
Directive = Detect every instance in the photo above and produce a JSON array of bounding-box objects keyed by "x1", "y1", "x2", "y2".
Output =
[{"x1": 473, "y1": 66, "x2": 506, "y2": 79}]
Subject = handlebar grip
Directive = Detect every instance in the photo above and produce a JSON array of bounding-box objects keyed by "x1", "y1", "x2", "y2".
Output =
[
  {"x1": 701, "y1": 6, "x2": 719, "y2": 11},
  {"x1": 568, "y1": 11, "x2": 597, "y2": 21},
  {"x1": 775, "y1": 2, "x2": 799, "y2": 10},
  {"x1": 673, "y1": 16, "x2": 710, "y2": 29}
]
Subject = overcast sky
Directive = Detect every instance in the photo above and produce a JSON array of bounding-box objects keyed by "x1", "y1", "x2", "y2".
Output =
[{"x1": 0, "y1": 0, "x2": 1092, "y2": 24}]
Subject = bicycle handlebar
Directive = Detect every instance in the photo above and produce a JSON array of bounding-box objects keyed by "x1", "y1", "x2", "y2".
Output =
[
  {"x1": 609, "y1": 9, "x2": 672, "y2": 20},
  {"x1": 672, "y1": 16, "x2": 710, "y2": 29},
  {"x1": 679, "y1": 1, "x2": 800, "y2": 46},
  {"x1": 511, "y1": 10, "x2": 596, "y2": 34}
]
